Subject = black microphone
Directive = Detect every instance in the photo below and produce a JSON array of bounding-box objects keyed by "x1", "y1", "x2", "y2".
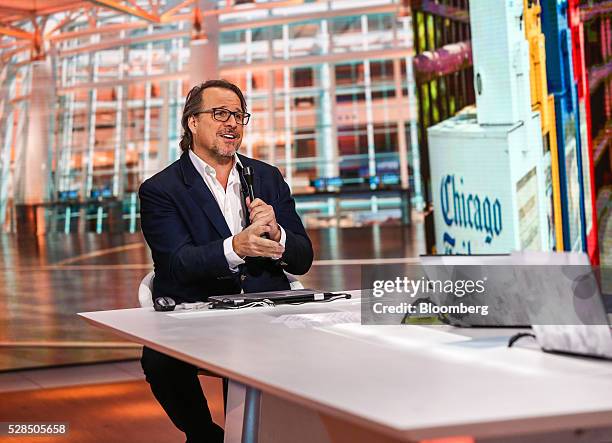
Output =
[
  {"x1": 242, "y1": 166, "x2": 256, "y2": 203},
  {"x1": 240, "y1": 165, "x2": 270, "y2": 239}
]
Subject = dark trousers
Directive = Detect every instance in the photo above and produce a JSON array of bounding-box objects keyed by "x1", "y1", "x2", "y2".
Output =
[{"x1": 141, "y1": 346, "x2": 226, "y2": 443}]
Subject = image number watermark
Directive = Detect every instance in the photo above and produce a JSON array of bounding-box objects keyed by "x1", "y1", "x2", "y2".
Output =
[{"x1": 1, "y1": 423, "x2": 69, "y2": 436}]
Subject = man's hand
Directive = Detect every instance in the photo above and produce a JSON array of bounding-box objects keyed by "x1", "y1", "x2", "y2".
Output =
[
  {"x1": 247, "y1": 197, "x2": 281, "y2": 242},
  {"x1": 232, "y1": 218, "x2": 284, "y2": 259}
]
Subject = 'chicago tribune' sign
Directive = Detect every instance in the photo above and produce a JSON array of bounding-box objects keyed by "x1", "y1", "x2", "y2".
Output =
[{"x1": 438, "y1": 174, "x2": 504, "y2": 254}]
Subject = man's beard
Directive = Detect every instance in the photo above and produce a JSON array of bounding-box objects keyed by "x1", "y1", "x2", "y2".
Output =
[{"x1": 212, "y1": 141, "x2": 240, "y2": 158}]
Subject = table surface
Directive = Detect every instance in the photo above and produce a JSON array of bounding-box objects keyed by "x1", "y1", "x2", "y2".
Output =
[{"x1": 79, "y1": 291, "x2": 612, "y2": 440}]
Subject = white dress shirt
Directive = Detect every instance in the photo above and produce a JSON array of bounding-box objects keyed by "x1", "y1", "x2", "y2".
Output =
[{"x1": 188, "y1": 150, "x2": 286, "y2": 271}]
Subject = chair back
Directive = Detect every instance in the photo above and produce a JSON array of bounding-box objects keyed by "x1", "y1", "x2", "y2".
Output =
[{"x1": 138, "y1": 271, "x2": 155, "y2": 308}]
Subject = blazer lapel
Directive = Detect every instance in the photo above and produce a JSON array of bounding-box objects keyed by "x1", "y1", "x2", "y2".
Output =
[
  {"x1": 190, "y1": 184, "x2": 232, "y2": 239},
  {"x1": 180, "y1": 152, "x2": 232, "y2": 239}
]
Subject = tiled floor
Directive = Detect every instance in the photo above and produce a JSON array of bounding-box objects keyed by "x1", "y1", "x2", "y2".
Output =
[
  {"x1": 0, "y1": 362, "x2": 225, "y2": 443},
  {"x1": 0, "y1": 360, "x2": 144, "y2": 393},
  {"x1": 0, "y1": 379, "x2": 218, "y2": 443}
]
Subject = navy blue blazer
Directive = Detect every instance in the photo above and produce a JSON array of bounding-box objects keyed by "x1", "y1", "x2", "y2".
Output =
[{"x1": 139, "y1": 151, "x2": 313, "y2": 303}]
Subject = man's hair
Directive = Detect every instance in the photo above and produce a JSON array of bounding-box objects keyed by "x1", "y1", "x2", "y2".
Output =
[{"x1": 179, "y1": 79, "x2": 247, "y2": 152}]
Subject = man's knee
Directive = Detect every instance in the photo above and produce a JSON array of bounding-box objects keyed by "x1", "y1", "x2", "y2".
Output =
[{"x1": 141, "y1": 346, "x2": 197, "y2": 383}]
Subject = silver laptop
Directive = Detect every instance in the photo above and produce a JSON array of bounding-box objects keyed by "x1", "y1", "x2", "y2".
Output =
[
  {"x1": 419, "y1": 254, "x2": 530, "y2": 327},
  {"x1": 514, "y1": 251, "x2": 612, "y2": 359}
]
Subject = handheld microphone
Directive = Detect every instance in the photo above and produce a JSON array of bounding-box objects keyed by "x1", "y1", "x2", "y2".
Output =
[
  {"x1": 242, "y1": 166, "x2": 256, "y2": 202},
  {"x1": 240, "y1": 165, "x2": 270, "y2": 239}
]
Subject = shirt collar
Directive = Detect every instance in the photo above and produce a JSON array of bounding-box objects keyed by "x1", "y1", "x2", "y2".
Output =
[{"x1": 188, "y1": 149, "x2": 243, "y2": 180}]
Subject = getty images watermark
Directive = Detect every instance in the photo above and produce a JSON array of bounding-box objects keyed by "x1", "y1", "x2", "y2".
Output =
[{"x1": 360, "y1": 264, "x2": 610, "y2": 327}]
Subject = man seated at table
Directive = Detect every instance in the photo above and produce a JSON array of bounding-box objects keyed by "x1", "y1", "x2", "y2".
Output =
[{"x1": 138, "y1": 79, "x2": 313, "y2": 443}]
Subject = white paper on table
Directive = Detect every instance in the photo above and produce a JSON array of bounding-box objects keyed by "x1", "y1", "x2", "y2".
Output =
[{"x1": 272, "y1": 311, "x2": 360, "y2": 329}]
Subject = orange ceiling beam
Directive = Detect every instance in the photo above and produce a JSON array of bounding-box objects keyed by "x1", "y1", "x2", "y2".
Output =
[
  {"x1": 0, "y1": 25, "x2": 34, "y2": 40},
  {"x1": 89, "y1": 0, "x2": 160, "y2": 23},
  {"x1": 159, "y1": 0, "x2": 193, "y2": 21}
]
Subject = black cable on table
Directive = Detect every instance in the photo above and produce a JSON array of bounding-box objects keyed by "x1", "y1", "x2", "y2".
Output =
[{"x1": 507, "y1": 332, "x2": 536, "y2": 348}]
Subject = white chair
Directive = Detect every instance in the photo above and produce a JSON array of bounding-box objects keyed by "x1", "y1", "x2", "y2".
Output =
[
  {"x1": 138, "y1": 271, "x2": 156, "y2": 308},
  {"x1": 138, "y1": 270, "x2": 304, "y2": 308}
]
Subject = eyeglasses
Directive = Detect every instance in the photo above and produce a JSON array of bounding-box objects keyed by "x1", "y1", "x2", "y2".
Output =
[{"x1": 195, "y1": 108, "x2": 251, "y2": 125}]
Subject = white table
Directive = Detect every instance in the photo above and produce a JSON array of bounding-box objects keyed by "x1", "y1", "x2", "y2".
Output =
[{"x1": 79, "y1": 291, "x2": 612, "y2": 442}]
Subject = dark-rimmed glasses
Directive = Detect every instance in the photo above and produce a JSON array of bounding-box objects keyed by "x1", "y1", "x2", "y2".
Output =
[{"x1": 195, "y1": 108, "x2": 251, "y2": 125}]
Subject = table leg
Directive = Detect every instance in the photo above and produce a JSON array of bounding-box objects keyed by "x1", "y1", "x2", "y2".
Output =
[
  {"x1": 224, "y1": 380, "x2": 261, "y2": 443},
  {"x1": 242, "y1": 386, "x2": 261, "y2": 443}
]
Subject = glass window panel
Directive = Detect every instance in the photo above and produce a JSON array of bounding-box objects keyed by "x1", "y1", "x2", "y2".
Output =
[
  {"x1": 293, "y1": 161, "x2": 317, "y2": 191},
  {"x1": 71, "y1": 125, "x2": 87, "y2": 150},
  {"x1": 220, "y1": 73, "x2": 247, "y2": 92},
  {"x1": 95, "y1": 109, "x2": 117, "y2": 151},
  {"x1": 251, "y1": 141, "x2": 269, "y2": 162},
  {"x1": 335, "y1": 62, "x2": 363, "y2": 85},
  {"x1": 250, "y1": 40, "x2": 269, "y2": 61},
  {"x1": 292, "y1": 67, "x2": 314, "y2": 88},
  {"x1": 368, "y1": 14, "x2": 394, "y2": 32},
  {"x1": 128, "y1": 83, "x2": 147, "y2": 101},
  {"x1": 289, "y1": 22, "x2": 319, "y2": 39},
  {"x1": 71, "y1": 152, "x2": 83, "y2": 172},
  {"x1": 220, "y1": 30, "x2": 246, "y2": 44},
  {"x1": 252, "y1": 27, "x2": 267, "y2": 41},
  {"x1": 272, "y1": 40, "x2": 283, "y2": 59},
  {"x1": 71, "y1": 112, "x2": 88, "y2": 148},
  {"x1": 90, "y1": 171, "x2": 114, "y2": 197},
  {"x1": 294, "y1": 96, "x2": 315, "y2": 108},
  {"x1": 294, "y1": 129, "x2": 316, "y2": 158},
  {"x1": 251, "y1": 71, "x2": 268, "y2": 91},
  {"x1": 338, "y1": 125, "x2": 368, "y2": 156},
  {"x1": 339, "y1": 156, "x2": 368, "y2": 179},
  {"x1": 336, "y1": 92, "x2": 366, "y2": 103},
  {"x1": 126, "y1": 108, "x2": 144, "y2": 142},
  {"x1": 372, "y1": 89, "x2": 396, "y2": 100},
  {"x1": 148, "y1": 106, "x2": 161, "y2": 141},
  {"x1": 370, "y1": 60, "x2": 394, "y2": 83},
  {"x1": 74, "y1": 89, "x2": 89, "y2": 102},
  {"x1": 331, "y1": 16, "x2": 361, "y2": 34},
  {"x1": 96, "y1": 87, "x2": 116, "y2": 103},
  {"x1": 373, "y1": 123, "x2": 397, "y2": 153}
]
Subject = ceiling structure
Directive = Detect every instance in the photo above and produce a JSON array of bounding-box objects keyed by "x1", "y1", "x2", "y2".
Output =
[
  {"x1": 0, "y1": 0, "x2": 316, "y2": 59},
  {"x1": 0, "y1": 0, "x2": 268, "y2": 61},
  {"x1": 0, "y1": 0, "x2": 196, "y2": 38},
  {"x1": 0, "y1": 0, "x2": 358, "y2": 65},
  {"x1": 0, "y1": 1, "x2": 84, "y2": 23}
]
